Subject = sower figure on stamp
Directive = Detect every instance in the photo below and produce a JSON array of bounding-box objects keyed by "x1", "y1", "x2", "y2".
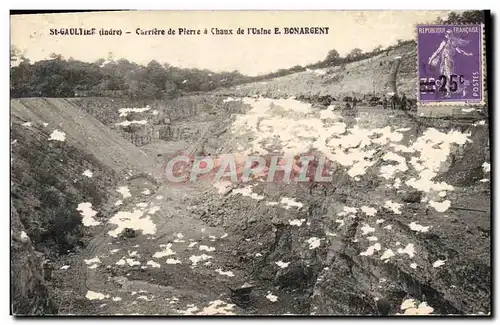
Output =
[{"x1": 428, "y1": 29, "x2": 473, "y2": 96}]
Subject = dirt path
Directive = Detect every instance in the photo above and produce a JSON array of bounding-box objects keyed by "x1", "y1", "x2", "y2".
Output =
[{"x1": 54, "y1": 151, "x2": 297, "y2": 315}]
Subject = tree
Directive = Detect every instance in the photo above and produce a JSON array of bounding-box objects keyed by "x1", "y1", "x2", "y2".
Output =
[
  {"x1": 325, "y1": 49, "x2": 340, "y2": 64},
  {"x1": 10, "y1": 46, "x2": 20, "y2": 63},
  {"x1": 11, "y1": 52, "x2": 274, "y2": 98},
  {"x1": 146, "y1": 60, "x2": 168, "y2": 96}
]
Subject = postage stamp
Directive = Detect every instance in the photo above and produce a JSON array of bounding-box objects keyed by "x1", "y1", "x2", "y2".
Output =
[{"x1": 417, "y1": 24, "x2": 485, "y2": 105}]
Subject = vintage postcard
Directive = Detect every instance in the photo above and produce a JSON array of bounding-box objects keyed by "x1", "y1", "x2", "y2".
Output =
[
  {"x1": 10, "y1": 10, "x2": 491, "y2": 316},
  {"x1": 417, "y1": 24, "x2": 485, "y2": 105}
]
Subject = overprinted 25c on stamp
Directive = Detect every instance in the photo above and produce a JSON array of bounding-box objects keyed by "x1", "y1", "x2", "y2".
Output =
[{"x1": 417, "y1": 24, "x2": 485, "y2": 105}]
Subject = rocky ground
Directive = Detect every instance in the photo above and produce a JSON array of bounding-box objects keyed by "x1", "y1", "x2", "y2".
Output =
[
  {"x1": 10, "y1": 66, "x2": 491, "y2": 316},
  {"x1": 215, "y1": 43, "x2": 416, "y2": 100},
  {"x1": 188, "y1": 99, "x2": 491, "y2": 315}
]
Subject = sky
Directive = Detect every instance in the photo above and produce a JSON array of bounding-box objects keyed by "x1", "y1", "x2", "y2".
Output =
[{"x1": 11, "y1": 10, "x2": 451, "y2": 76}]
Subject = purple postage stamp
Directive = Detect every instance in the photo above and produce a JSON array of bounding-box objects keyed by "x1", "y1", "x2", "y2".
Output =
[{"x1": 417, "y1": 24, "x2": 484, "y2": 105}]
